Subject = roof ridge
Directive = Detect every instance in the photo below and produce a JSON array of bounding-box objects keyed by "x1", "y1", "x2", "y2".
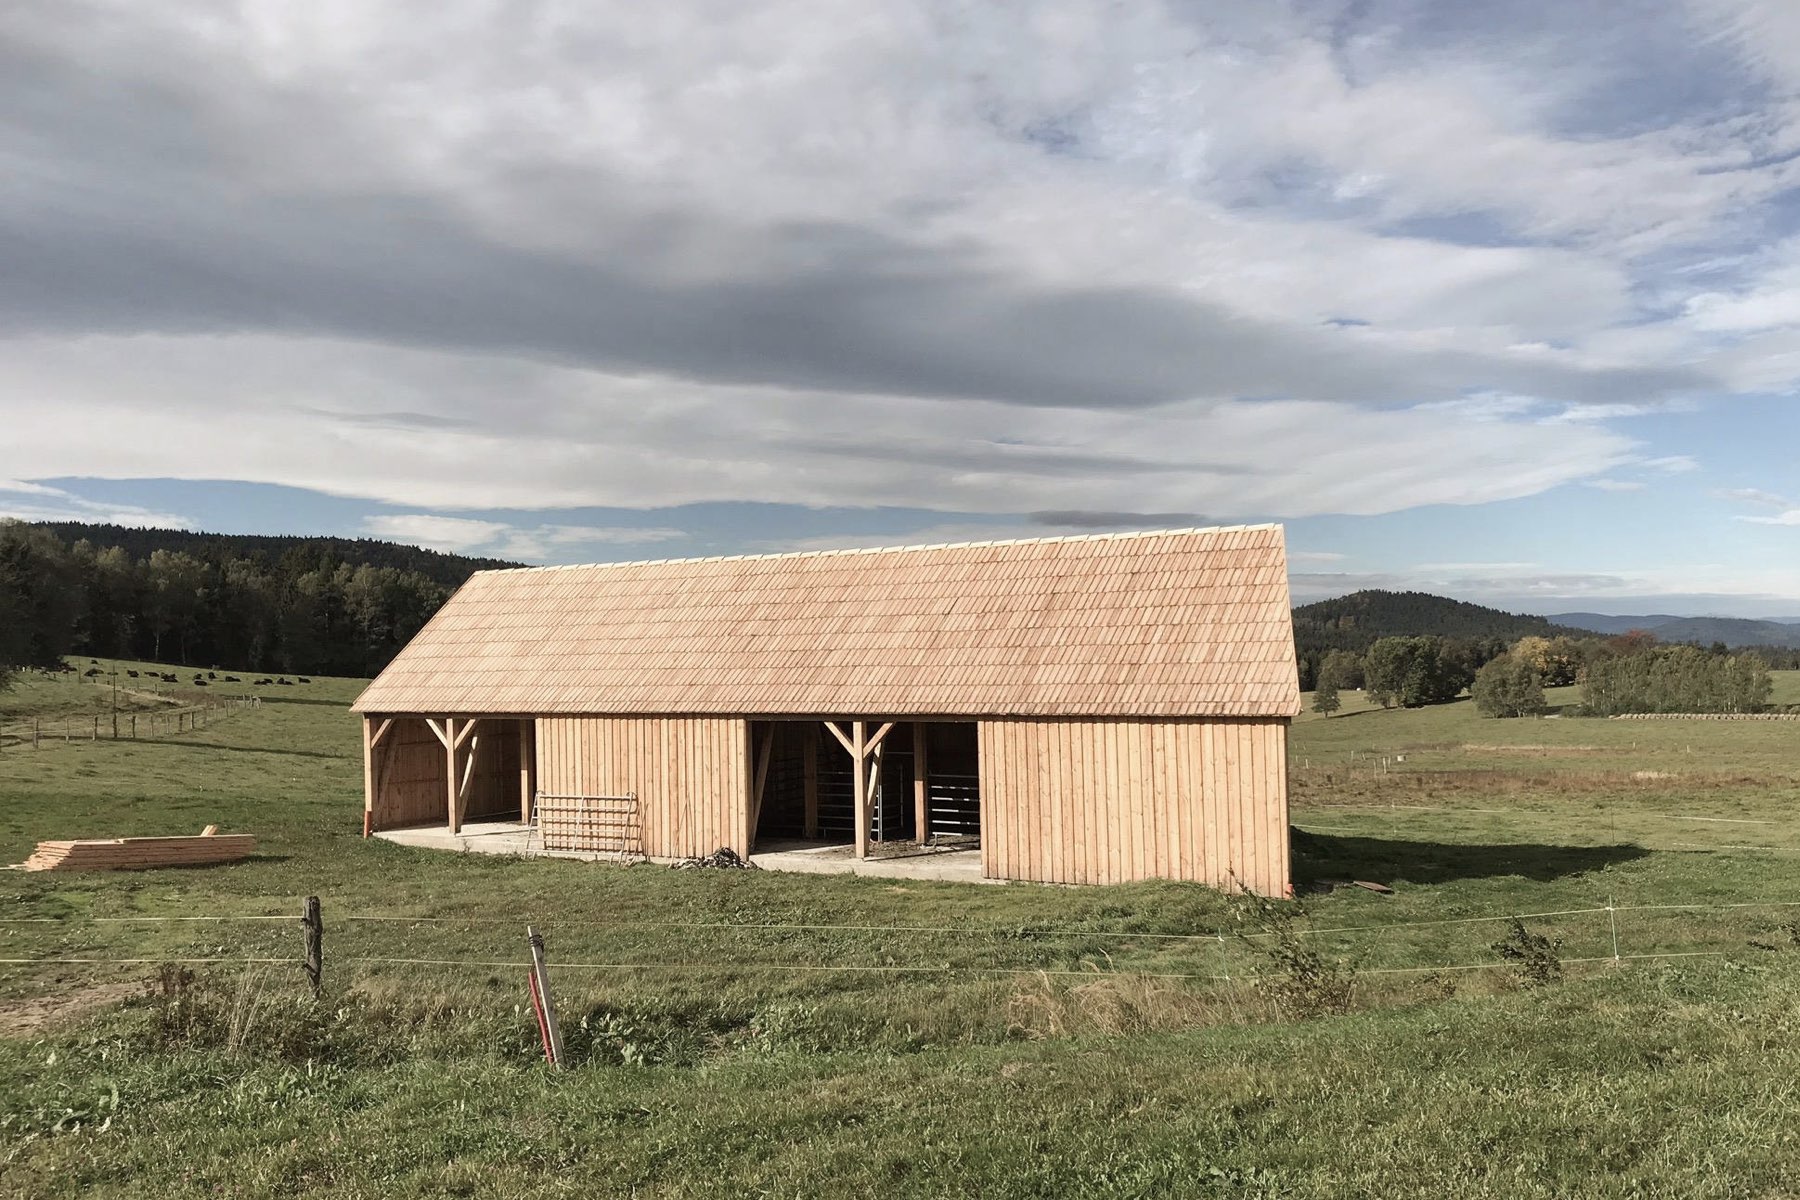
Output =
[{"x1": 477, "y1": 523, "x2": 1285, "y2": 575}]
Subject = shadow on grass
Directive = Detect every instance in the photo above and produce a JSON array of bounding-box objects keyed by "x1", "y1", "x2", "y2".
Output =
[
  {"x1": 134, "y1": 739, "x2": 345, "y2": 761},
  {"x1": 1292, "y1": 828, "x2": 1649, "y2": 886}
]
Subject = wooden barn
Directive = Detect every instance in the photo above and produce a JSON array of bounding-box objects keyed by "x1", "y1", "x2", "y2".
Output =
[{"x1": 350, "y1": 524, "x2": 1301, "y2": 894}]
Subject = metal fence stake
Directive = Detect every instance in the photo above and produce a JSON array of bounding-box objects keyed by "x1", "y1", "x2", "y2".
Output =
[{"x1": 527, "y1": 925, "x2": 566, "y2": 1068}]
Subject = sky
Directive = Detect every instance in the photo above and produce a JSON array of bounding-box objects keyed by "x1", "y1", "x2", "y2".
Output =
[{"x1": 2, "y1": 1, "x2": 1799, "y2": 618}]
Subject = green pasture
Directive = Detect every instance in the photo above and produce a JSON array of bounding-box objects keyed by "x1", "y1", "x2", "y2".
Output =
[{"x1": 0, "y1": 663, "x2": 1797, "y2": 1197}]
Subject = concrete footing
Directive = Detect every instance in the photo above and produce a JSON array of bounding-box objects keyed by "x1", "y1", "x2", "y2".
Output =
[{"x1": 372, "y1": 823, "x2": 992, "y2": 883}]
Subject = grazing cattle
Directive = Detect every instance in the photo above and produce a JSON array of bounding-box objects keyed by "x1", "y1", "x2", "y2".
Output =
[
  {"x1": 224, "y1": 675, "x2": 241, "y2": 683},
  {"x1": 207, "y1": 671, "x2": 217, "y2": 680},
  {"x1": 193, "y1": 678, "x2": 208, "y2": 687},
  {"x1": 84, "y1": 667, "x2": 101, "y2": 677},
  {"x1": 297, "y1": 677, "x2": 312, "y2": 684},
  {"x1": 253, "y1": 679, "x2": 270, "y2": 686},
  {"x1": 276, "y1": 678, "x2": 293, "y2": 686},
  {"x1": 162, "y1": 673, "x2": 177, "y2": 683},
  {"x1": 127, "y1": 670, "x2": 139, "y2": 678}
]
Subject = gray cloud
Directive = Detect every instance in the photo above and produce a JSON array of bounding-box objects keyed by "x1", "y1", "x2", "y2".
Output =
[
  {"x1": 1029, "y1": 510, "x2": 1206, "y2": 528},
  {"x1": 0, "y1": 17, "x2": 1716, "y2": 414}
]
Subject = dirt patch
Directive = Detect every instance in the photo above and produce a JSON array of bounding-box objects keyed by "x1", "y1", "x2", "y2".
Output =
[{"x1": 0, "y1": 981, "x2": 137, "y2": 1038}]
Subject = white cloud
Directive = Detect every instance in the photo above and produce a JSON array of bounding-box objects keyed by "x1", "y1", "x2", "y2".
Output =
[
  {"x1": 1739, "y1": 510, "x2": 1800, "y2": 527},
  {"x1": 0, "y1": 334, "x2": 1640, "y2": 520},
  {"x1": 0, "y1": 479, "x2": 192, "y2": 528},
  {"x1": 1720, "y1": 487, "x2": 1791, "y2": 508},
  {"x1": 362, "y1": 513, "x2": 687, "y2": 561},
  {"x1": 1583, "y1": 478, "x2": 1648, "y2": 492},
  {"x1": 361, "y1": 515, "x2": 511, "y2": 554}
]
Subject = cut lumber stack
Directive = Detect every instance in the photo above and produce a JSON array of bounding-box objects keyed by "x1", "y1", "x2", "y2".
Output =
[{"x1": 16, "y1": 829, "x2": 256, "y2": 872}]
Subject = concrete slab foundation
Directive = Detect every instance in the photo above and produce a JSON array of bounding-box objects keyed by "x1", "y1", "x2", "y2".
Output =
[{"x1": 372, "y1": 823, "x2": 993, "y2": 884}]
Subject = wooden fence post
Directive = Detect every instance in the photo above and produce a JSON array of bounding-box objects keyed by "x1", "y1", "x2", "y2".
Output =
[
  {"x1": 526, "y1": 925, "x2": 566, "y2": 1068},
  {"x1": 302, "y1": 896, "x2": 323, "y2": 999}
]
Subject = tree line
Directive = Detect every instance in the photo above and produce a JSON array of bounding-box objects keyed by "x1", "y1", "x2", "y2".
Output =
[
  {"x1": 1310, "y1": 628, "x2": 1777, "y2": 718},
  {"x1": 1293, "y1": 588, "x2": 1583, "y2": 689},
  {"x1": 0, "y1": 522, "x2": 458, "y2": 684}
]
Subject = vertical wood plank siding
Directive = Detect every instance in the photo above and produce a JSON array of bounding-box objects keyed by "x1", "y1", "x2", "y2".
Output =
[
  {"x1": 978, "y1": 718, "x2": 1290, "y2": 896},
  {"x1": 368, "y1": 718, "x2": 449, "y2": 831},
  {"x1": 366, "y1": 718, "x2": 528, "y2": 831},
  {"x1": 535, "y1": 716, "x2": 750, "y2": 859}
]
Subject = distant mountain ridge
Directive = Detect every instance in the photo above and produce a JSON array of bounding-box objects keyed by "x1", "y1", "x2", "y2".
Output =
[
  {"x1": 1550, "y1": 611, "x2": 1800, "y2": 649},
  {"x1": 30, "y1": 522, "x2": 522, "y2": 588}
]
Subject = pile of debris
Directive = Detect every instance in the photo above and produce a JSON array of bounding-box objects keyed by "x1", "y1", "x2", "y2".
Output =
[{"x1": 670, "y1": 847, "x2": 758, "y2": 871}]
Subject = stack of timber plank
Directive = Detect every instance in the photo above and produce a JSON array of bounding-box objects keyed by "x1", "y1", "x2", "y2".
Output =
[{"x1": 15, "y1": 828, "x2": 256, "y2": 872}]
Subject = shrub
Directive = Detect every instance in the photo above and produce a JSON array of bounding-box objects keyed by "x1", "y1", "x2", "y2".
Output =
[
  {"x1": 1491, "y1": 919, "x2": 1562, "y2": 987},
  {"x1": 1232, "y1": 892, "x2": 1356, "y2": 1021},
  {"x1": 1472, "y1": 654, "x2": 1547, "y2": 718}
]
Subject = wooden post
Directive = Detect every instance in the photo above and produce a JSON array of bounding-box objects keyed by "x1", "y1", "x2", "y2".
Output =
[
  {"x1": 748, "y1": 723, "x2": 774, "y2": 848},
  {"x1": 32, "y1": 719, "x2": 39, "y2": 749},
  {"x1": 361, "y1": 717, "x2": 376, "y2": 837},
  {"x1": 913, "y1": 722, "x2": 930, "y2": 846},
  {"x1": 92, "y1": 716, "x2": 98, "y2": 742},
  {"x1": 851, "y1": 720, "x2": 868, "y2": 859},
  {"x1": 455, "y1": 722, "x2": 481, "y2": 830},
  {"x1": 527, "y1": 925, "x2": 566, "y2": 1069},
  {"x1": 301, "y1": 896, "x2": 323, "y2": 1000},
  {"x1": 802, "y1": 724, "x2": 819, "y2": 838},
  {"x1": 445, "y1": 718, "x2": 460, "y2": 833},
  {"x1": 130, "y1": 715, "x2": 137, "y2": 739}
]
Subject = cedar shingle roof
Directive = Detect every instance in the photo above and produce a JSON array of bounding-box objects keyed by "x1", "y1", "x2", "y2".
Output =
[{"x1": 351, "y1": 524, "x2": 1300, "y2": 718}]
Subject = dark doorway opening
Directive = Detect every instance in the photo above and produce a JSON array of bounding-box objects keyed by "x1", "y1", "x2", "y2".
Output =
[{"x1": 749, "y1": 720, "x2": 982, "y2": 853}]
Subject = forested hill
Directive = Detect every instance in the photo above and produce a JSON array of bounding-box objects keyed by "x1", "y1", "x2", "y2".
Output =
[
  {"x1": 1, "y1": 522, "x2": 524, "y2": 681},
  {"x1": 32, "y1": 523, "x2": 520, "y2": 587},
  {"x1": 1293, "y1": 590, "x2": 1586, "y2": 657}
]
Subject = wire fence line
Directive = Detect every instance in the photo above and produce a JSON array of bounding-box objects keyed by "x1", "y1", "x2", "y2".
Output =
[
  {"x1": 0, "y1": 695, "x2": 260, "y2": 751},
  {"x1": 5, "y1": 893, "x2": 1797, "y2": 994},
  {"x1": 10, "y1": 895, "x2": 1800, "y2": 935},
  {"x1": 0, "y1": 947, "x2": 1744, "y2": 983},
  {"x1": 11, "y1": 896, "x2": 1800, "y2": 938}
]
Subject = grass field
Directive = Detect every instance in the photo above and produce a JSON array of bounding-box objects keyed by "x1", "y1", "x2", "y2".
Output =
[{"x1": 2, "y1": 665, "x2": 1799, "y2": 1197}]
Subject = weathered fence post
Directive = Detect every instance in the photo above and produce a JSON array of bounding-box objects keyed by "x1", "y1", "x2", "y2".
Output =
[
  {"x1": 302, "y1": 896, "x2": 323, "y2": 999},
  {"x1": 526, "y1": 925, "x2": 566, "y2": 1068}
]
